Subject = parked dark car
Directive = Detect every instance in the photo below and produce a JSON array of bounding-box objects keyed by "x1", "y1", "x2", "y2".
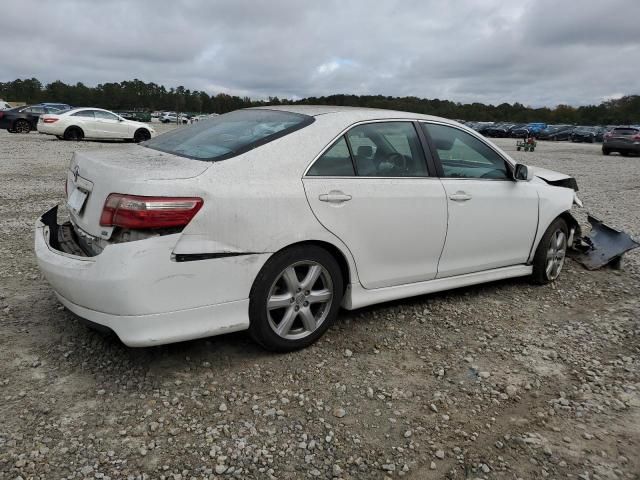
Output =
[
  {"x1": 538, "y1": 125, "x2": 575, "y2": 141},
  {"x1": 510, "y1": 125, "x2": 532, "y2": 138},
  {"x1": 511, "y1": 122, "x2": 548, "y2": 138},
  {"x1": 571, "y1": 126, "x2": 605, "y2": 143},
  {"x1": 483, "y1": 123, "x2": 517, "y2": 138},
  {"x1": 0, "y1": 105, "x2": 61, "y2": 133},
  {"x1": 602, "y1": 126, "x2": 640, "y2": 156}
]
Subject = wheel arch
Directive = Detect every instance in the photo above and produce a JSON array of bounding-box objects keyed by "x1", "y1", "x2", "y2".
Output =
[
  {"x1": 528, "y1": 208, "x2": 580, "y2": 264},
  {"x1": 268, "y1": 239, "x2": 353, "y2": 295},
  {"x1": 64, "y1": 125, "x2": 84, "y2": 137}
]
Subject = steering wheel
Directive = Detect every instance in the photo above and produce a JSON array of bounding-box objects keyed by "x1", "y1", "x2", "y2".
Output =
[{"x1": 378, "y1": 152, "x2": 408, "y2": 175}]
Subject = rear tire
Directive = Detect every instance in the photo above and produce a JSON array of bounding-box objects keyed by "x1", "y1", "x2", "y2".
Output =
[
  {"x1": 532, "y1": 218, "x2": 568, "y2": 285},
  {"x1": 133, "y1": 128, "x2": 151, "y2": 143},
  {"x1": 14, "y1": 119, "x2": 31, "y2": 133},
  {"x1": 63, "y1": 127, "x2": 84, "y2": 141},
  {"x1": 248, "y1": 245, "x2": 344, "y2": 352},
  {"x1": 602, "y1": 148, "x2": 610, "y2": 156}
]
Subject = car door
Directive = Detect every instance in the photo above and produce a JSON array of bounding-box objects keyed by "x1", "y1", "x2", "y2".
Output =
[
  {"x1": 70, "y1": 110, "x2": 99, "y2": 137},
  {"x1": 421, "y1": 122, "x2": 539, "y2": 278},
  {"x1": 303, "y1": 121, "x2": 448, "y2": 289},
  {"x1": 94, "y1": 110, "x2": 129, "y2": 138}
]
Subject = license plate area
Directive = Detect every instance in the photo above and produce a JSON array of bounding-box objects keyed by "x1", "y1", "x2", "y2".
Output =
[{"x1": 67, "y1": 187, "x2": 88, "y2": 214}]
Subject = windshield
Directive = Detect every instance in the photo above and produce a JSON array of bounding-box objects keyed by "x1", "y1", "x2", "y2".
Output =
[{"x1": 143, "y1": 109, "x2": 314, "y2": 161}]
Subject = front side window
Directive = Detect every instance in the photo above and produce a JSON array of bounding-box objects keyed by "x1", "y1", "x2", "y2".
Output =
[
  {"x1": 94, "y1": 110, "x2": 119, "y2": 120},
  {"x1": 144, "y1": 109, "x2": 314, "y2": 161},
  {"x1": 346, "y1": 122, "x2": 428, "y2": 177},
  {"x1": 72, "y1": 110, "x2": 96, "y2": 118},
  {"x1": 422, "y1": 123, "x2": 509, "y2": 180},
  {"x1": 307, "y1": 137, "x2": 355, "y2": 176}
]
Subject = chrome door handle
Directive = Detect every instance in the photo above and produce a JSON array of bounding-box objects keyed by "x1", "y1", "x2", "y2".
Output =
[
  {"x1": 449, "y1": 192, "x2": 472, "y2": 202},
  {"x1": 319, "y1": 191, "x2": 352, "y2": 203}
]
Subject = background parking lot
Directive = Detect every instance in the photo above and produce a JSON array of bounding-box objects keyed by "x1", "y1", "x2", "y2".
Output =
[{"x1": 1, "y1": 129, "x2": 639, "y2": 479}]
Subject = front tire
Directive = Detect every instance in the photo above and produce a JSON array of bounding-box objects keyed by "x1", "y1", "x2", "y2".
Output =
[
  {"x1": 532, "y1": 218, "x2": 568, "y2": 284},
  {"x1": 248, "y1": 245, "x2": 344, "y2": 352},
  {"x1": 133, "y1": 128, "x2": 151, "y2": 143}
]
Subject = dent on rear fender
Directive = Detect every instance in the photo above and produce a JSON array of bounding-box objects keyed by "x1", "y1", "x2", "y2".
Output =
[{"x1": 172, "y1": 234, "x2": 258, "y2": 256}]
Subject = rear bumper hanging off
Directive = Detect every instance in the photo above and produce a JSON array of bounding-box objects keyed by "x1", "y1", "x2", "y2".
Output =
[{"x1": 569, "y1": 215, "x2": 639, "y2": 270}]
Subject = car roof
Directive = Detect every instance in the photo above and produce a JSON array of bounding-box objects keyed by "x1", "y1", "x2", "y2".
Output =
[{"x1": 250, "y1": 104, "x2": 454, "y2": 123}]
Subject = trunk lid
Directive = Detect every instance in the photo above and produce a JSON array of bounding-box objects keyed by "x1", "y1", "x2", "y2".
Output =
[{"x1": 66, "y1": 145, "x2": 210, "y2": 240}]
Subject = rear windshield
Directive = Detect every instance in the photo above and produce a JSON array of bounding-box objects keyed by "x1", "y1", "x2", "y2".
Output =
[
  {"x1": 143, "y1": 109, "x2": 314, "y2": 161},
  {"x1": 612, "y1": 128, "x2": 639, "y2": 135}
]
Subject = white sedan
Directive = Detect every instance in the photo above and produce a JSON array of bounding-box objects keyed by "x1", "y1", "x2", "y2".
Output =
[
  {"x1": 35, "y1": 106, "x2": 582, "y2": 351},
  {"x1": 38, "y1": 107, "x2": 156, "y2": 142}
]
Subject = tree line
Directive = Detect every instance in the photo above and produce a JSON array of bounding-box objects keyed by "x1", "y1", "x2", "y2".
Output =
[{"x1": 1, "y1": 77, "x2": 638, "y2": 125}]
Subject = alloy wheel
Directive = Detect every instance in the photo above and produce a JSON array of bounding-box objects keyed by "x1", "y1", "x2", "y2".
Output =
[
  {"x1": 545, "y1": 229, "x2": 566, "y2": 280},
  {"x1": 15, "y1": 121, "x2": 30, "y2": 134},
  {"x1": 266, "y1": 261, "x2": 333, "y2": 340}
]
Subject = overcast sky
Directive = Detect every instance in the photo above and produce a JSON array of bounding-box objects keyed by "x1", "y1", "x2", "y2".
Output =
[{"x1": 2, "y1": 0, "x2": 639, "y2": 107}]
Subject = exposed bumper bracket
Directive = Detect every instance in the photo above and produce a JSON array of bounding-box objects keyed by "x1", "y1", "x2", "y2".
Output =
[{"x1": 569, "y1": 215, "x2": 639, "y2": 270}]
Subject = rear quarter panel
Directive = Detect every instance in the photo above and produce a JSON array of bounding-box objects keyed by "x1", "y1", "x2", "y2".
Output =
[{"x1": 172, "y1": 117, "x2": 361, "y2": 283}]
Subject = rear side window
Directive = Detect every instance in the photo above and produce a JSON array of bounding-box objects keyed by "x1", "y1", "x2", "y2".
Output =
[
  {"x1": 307, "y1": 137, "x2": 355, "y2": 176},
  {"x1": 306, "y1": 121, "x2": 429, "y2": 177},
  {"x1": 144, "y1": 109, "x2": 314, "y2": 161}
]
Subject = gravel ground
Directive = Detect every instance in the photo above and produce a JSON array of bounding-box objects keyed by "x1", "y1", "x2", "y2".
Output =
[{"x1": 0, "y1": 127, "x2": 639, "y2": 480}]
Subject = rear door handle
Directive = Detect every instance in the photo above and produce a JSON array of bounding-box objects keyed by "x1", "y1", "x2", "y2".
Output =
[
  {"x1": 319, "y1": 191, "x2": 352, "y2": 203},
  {"x1": 449, "y1": 191, "x2": 472, "y2": 202}
]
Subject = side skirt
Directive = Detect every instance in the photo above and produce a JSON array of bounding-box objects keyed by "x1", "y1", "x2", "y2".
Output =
[{"x1": 343, "y1": 265, "x2": 532, "y2": 310}]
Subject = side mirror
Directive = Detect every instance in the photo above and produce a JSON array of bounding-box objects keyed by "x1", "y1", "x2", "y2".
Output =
[{"x1": 514, "y1": 163, "x2": 534, "y2": 181}]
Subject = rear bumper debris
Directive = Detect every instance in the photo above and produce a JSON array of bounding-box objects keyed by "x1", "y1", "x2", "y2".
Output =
[{"x1": 569, "y1": 215, "x2": 639, "y2": 270}]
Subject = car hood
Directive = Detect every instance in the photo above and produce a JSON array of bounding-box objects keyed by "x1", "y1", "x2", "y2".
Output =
[
  {"x1": 530, "y1": 166, "x2": 579, "y2": 191},
  {"x1": 529, "y1": 166, "x2": 571, "y2": 182}
]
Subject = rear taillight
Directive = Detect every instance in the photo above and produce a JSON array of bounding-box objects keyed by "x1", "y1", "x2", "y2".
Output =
[
  {"x1": 0, "y1": 112, "x2": 4, "y2": 119},
  {"x1": 633, "y1": 134, "x2": 640, "y2": 141},
  {"x1": 100, "y1": 194, "x2": 203, "y2": 229},
  {"x1": 43, "y1": 117, "x2": 58, "y2": 123}
]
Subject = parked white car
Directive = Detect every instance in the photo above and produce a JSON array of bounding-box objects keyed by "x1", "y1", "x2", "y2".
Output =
[
  {"x1": 35, "y1": 106, "x2": 582, "y2": 350},
  {"x1": 0, "y1": 100, "x2": 11, "y2": 110},
  {"x1": 160, "y1": 112, "x2": 189, "y2": 124},
  {"x1": 38, "y1": 108, "x2": 155, "y2": 142}
]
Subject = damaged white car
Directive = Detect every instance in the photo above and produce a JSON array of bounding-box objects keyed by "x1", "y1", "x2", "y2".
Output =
[{"x1": 35, "y1": 106, "x2": 586, "y2": 351}]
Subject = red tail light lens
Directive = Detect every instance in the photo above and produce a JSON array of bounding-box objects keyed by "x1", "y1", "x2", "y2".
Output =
[
  {"x1": 633, "y1": 134, "x2": 640, "y2": 141},
  {"x1": 43, "y1": 117, "x2": 58, "y2": 123},
  {"x1": 100, "y1": 194, "x2": 203, "y2": 229},
  {"x1": 0, "y1": 112, "x2": 4, "y2": 119}
]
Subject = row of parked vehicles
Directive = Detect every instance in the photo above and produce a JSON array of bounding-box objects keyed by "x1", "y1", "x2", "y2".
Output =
[
  {"x1": 0, "y1": 103, "x2": 156, "y2": 141},
  {"x1": 463, "y1": 121, "x2": 610, "y2": 143},
  {"x1": 462, "y1": 121, "x2": 640, "y2": 156}
]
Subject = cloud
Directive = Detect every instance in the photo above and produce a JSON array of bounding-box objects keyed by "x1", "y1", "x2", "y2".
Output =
[{"x1": 1, "y1": 0, "x2": 639, "y2": 107}]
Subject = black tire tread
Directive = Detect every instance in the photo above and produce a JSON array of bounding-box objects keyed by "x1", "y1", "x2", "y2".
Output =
[
  {"x1": 248, "y1": 245, "x2": 343, "y2": 352},
  {"x1": 531, "y1": 217, "x2": 568, "y2": 285}
]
